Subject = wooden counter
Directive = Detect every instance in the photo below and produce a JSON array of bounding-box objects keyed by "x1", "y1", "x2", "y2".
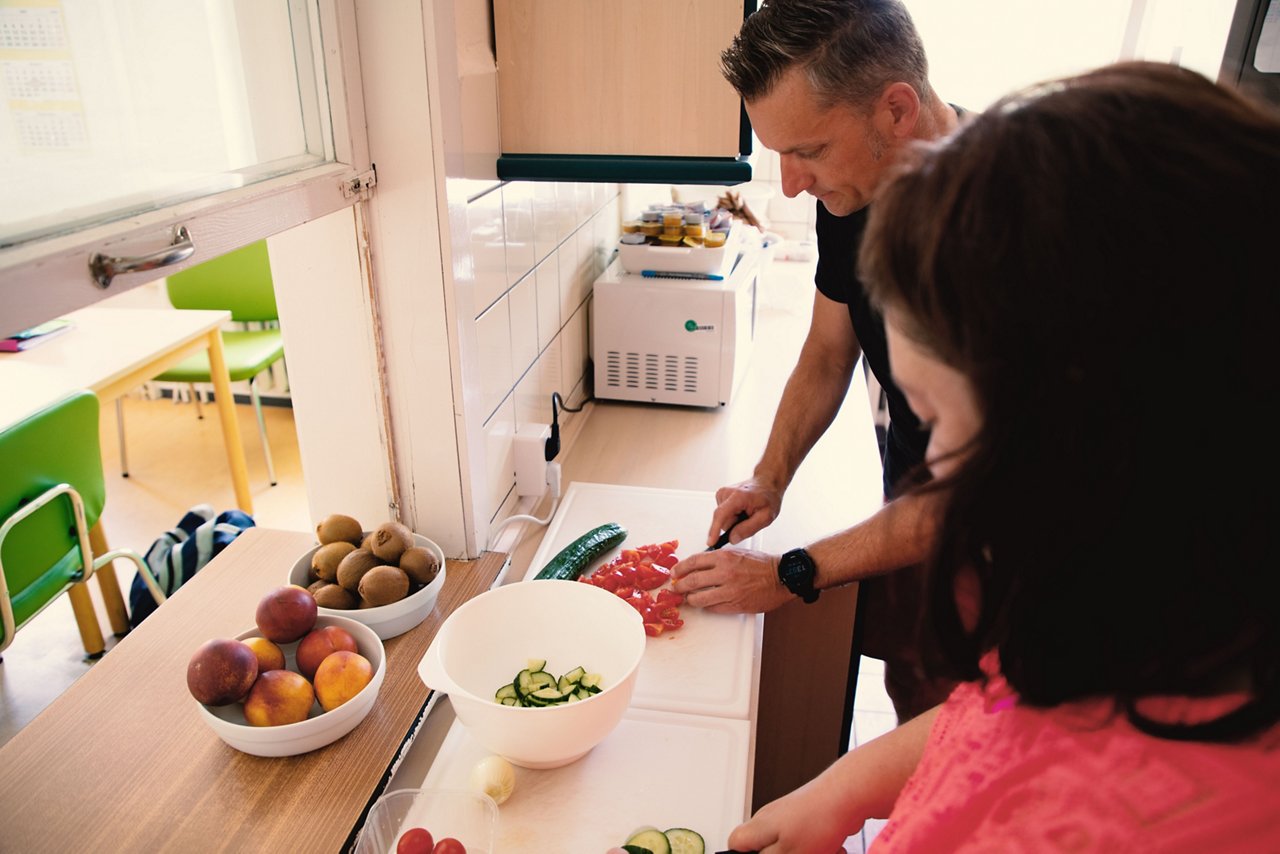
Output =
[{"x1": 0, "y1": 529, "x2": 506, "y2": 853}]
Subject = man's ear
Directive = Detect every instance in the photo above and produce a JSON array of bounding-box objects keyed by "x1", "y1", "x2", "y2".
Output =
[{"x1": 876, "y1": 82, "x2": 922, "y2": 139}]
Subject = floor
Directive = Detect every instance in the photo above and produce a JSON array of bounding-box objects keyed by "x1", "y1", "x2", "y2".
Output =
[{"x1": 0, "y1": 256, "x2": 894, "y2": 851}]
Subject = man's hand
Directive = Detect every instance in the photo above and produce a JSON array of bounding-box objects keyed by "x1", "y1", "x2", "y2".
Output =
[
  {"x1": 707, "y1": 478, "x2": 785, "y2": 547},
  {"x1": 670, "y1": 547, "x2": 792, "y2": 614}
]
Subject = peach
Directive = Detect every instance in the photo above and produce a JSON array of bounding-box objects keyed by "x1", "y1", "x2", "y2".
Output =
[
  {"x1": 295, "y1": 625, "x2": 358, "y2": 681},
  {"x1": 255, "y1": 585, "x2": 317, "y2": 643},
  {"x1": 187, "y1": 638, "x2": 258, "y2": 706},
  {"x1": 314, "y1": 650, "x2": 374, "y2": 712},
  {"x1": 243, "y1": 670, "x2": 315, "y2": 726},
  {"x1": 242, "y1": 636, "x2": 286, "y2": 673}
]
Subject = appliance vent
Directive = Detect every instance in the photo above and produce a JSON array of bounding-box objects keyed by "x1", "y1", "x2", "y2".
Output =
[{"x1": 605, "y1": 351, "x2": 700, "y2": 394}]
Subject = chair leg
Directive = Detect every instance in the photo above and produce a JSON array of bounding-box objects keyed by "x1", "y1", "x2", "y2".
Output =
[
  {"x1": 190, "y1": 383, "x2": 204, "y2": 419},
  {"x1": 65, "y1": 581, "x2": 106, "y2": 659},
  {"x1": 250, "y1": 375, "x2": 277, "y2": 486},
  {"x1": 115, "y1": 398, "x2": 129, "y2": 478}
]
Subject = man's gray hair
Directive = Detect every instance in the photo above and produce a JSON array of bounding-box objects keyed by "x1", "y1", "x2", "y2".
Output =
[{"x1": 722, "y1": 0, "x2": 932, "y2": 111}]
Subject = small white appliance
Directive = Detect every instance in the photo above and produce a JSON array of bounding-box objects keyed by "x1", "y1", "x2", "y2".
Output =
[{"x1": 591, "y1": 245, "x2": 759, "y2": 407}]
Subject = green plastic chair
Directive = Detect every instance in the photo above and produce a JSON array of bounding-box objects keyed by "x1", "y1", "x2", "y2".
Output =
[
  {"x1": 116, "y1": 240, "x2": 286, "y2": 486},
  {"x1": 0, "y1": 391, "x2": 164, "y2": 657}
]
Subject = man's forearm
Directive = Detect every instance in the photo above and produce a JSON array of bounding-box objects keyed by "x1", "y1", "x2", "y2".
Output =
[{"x1": 808, "y1": 491, "x2": 941, "y2": 589}]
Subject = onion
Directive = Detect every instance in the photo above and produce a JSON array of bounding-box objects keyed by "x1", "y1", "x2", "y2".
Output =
[{"x1": 469, "y1": 755, "x2": 516, "y2": 805}]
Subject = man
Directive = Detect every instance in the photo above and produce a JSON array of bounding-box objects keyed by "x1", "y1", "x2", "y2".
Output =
[{"x1": 670, "y1": 0, "x2": 961, "y2": 722}]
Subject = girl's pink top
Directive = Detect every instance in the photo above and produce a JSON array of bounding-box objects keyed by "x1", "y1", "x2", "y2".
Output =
[{"x1": 873, "y1": 657, "x2": 1280, "y2": 852}]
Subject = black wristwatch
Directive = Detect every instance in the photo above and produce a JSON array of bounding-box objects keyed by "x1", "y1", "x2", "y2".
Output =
[{"x1": 778, "y1": 547, "x2": 821, "y2": 604}]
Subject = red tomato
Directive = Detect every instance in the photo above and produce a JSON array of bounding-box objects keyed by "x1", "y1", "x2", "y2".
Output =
[
  {"x1": 432, "y1": 839, "x2": 467, "y2": 854},
  {"x1": 644, "y1": 622, "x2": 666, "y2": 637},
  {"x1": 655, "y1": 589, "x2": 683, "y2": 607},
  {"x1": 634, "y1": 564, "x2": 670, "y2": 590},
  {"x1": 653, "y1": 552, "x2": 678, "y2": 568},
  {"x1": 396, "y1": 827, "x2": 434, "y2": 854}
]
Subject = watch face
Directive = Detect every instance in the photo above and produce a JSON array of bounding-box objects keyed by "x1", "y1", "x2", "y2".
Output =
[{"x1": 780, "y1": 549, "x2": 817, "y2": 600}]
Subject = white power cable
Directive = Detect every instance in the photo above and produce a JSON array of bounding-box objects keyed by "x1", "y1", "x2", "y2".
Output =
[{"x1": 485, "y1": 462, "x2": 563, "y2": 551}]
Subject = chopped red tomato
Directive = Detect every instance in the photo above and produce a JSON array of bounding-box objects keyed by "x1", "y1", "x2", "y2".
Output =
[{"x1": 582, "y1": 539, "x2": 685, "y2": 635}]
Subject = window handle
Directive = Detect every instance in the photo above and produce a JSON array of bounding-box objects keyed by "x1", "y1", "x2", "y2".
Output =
[{"x1": 88, "y1": 225, "x2": 195, "y2": 289}]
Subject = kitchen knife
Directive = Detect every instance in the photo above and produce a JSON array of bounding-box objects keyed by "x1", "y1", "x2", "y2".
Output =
[{"x1": 707, "y1": 511, "x2": 750, "y2": 551}]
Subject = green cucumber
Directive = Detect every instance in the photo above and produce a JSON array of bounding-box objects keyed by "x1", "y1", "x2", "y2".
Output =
[
  {"x1": 533, "y1": 522, "x2": 627, "y2": 580},
  {"x1": 625, "y1": 830, "x2": 671, "y2": 854},
  {"x1": 663, "y1": 828, "x2": 705, "y2": 854},
  {"x1": 621, "y1": 847, "x2": 653, "y2": 854}
]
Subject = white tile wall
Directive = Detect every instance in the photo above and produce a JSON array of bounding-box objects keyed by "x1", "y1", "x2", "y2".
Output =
[
  {"x1": 508, "y1": 272, "x2": 538, "y2": 379},
  {"x1": 467, "y1": 185, "x2": 507, "y2": 314},
  {"x1": 533, "y1": 256, "x2": 560, "y2": 353},
  {"x1": 475, "y1": 295, "x2": 513, "y2": 423},
  {"x1": 459, "y1": 179, "x2": 619, "y2": 529}
]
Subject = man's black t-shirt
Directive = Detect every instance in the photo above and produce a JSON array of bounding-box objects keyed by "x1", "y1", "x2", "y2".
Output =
[{"x1": 814, "y1": 201, "x2": 929, "y2": 498}]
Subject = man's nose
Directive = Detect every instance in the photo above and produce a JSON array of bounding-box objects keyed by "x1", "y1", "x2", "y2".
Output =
[{"x1": 779, "y1": 156, "x2": 814, "y2": 198}]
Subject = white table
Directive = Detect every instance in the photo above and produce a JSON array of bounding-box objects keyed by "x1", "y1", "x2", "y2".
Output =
[{"x1": 0, "y1": 305, "x2": 251, "y2": 651}]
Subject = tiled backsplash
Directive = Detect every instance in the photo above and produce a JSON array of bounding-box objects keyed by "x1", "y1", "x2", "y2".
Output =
[{"x1": 449, "y1": 178, "x2": 620, "y2": 538}]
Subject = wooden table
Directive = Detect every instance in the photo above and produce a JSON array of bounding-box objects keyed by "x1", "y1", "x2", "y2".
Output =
[
  {"x1": 0, "y1": 305, "x2": 252, "y2": 649},
  {"x1": 0, "y1": 529, "x2": 507, "y2": 853}
]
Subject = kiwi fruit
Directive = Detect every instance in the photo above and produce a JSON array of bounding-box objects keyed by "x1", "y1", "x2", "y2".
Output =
[
  {"x1": 359, "y1": 565, "x2": 411, "y2": 607},
  {"x1": 360, "y1": 531, "x2": 376, "y2": 551},
  {"x1": 307, "y1": 578, "x2": 329, "y2": 595},
  {"x1": 399, "y1": 546, "x2": 440, "y2": 586},
  {"x1": 316, "y1": 513, "x2": 363, "y2": 546},
  {"x1": 312, "y1": 583, "x2": 357, "y2": 610},
  {"x1": 311, "y1": 541, "x2": 357, "y2": 582},
  {"x1": 335, "y1": 548, "x2": 383, "y2": 592},
  {"x1": 370, "y1": 521, "x2": 414, "y2": 563}
]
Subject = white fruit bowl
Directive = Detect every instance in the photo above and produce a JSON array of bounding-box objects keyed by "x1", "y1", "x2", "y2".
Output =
[
  {"x1": 195, "y1": 614, "x2": 386, "y2": 757},
  {"x1": 288, "y1": 533, "x2": 447, "y2": 640},
  {"x1": 419, "y1": 580, "x2": 646, "y2": 769}
]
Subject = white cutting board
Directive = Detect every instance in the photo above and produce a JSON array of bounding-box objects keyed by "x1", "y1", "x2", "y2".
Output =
[
  {"x1": 522, "y1": 482, "x2": 761, "y2": 720},
  {"x1": 422, "y1": 706, "x2": 750, "y2": 853}
]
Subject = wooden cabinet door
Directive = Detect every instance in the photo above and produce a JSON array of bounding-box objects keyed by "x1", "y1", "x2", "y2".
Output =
[{"x1": 494, "y1": 0, "x2": 746, "y2": 158}]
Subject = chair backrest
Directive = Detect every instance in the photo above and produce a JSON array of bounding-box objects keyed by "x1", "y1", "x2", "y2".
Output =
[
  {"x1": 165, "y1": 240, "x2": 277, "y2": 323},
  {"x1": 0, "y1": 391, "x2": 104, "y2": 638}
]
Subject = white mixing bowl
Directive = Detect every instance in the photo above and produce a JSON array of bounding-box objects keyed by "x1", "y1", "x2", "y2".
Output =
[{"x1": 418, "y1": 579, "x2": 646, "y2": 769}]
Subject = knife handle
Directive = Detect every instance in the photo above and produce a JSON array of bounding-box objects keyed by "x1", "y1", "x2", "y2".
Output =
[{"x1": 707, "y1": 511, "x2": 750, "y2": 551}]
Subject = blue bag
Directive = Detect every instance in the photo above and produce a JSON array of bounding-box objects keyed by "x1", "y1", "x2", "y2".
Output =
[{"x1": 129, "y1": 505, "x2": 255, "y2": 628}]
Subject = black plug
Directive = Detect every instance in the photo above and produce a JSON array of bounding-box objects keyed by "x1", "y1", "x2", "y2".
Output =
[{"x1": 545, "y1": 392, "x2": 561, "y2": 461}]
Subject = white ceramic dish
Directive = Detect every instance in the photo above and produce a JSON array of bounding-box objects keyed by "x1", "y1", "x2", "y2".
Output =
[
  {"x1": 419, "y1": 579, "x2": 646, "y2": 769},
  {"x1": 195, "y1": 614, "x2": 386, "y2": 757},
  {"x1": 355, "y1": 788, "x2": 497, "y2": 854},
  {"x1": 288, "y1": 532, "x2": 447, "y2": 640}
]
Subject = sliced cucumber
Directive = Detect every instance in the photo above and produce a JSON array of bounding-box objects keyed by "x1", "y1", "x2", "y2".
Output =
[
  {"x1": 625, "y1": 830, "x2": 671, "y2": 854},
  {"x1": 526, "y1": 658, "x2": 547, "y2": 672},
  {"x1": 580, "y1": 672, "x2": 602, "y2": 689},
  {"x1": 534, "y1": 522, "x2": 627, "y2": 580},
  {"x1": 530, "y1": 686, "x2": 568, "y2": 703},
  {"x1": 663, "y1": 828, "x2": 705, "y2": 854},
  {"x1": 495, "y1": 683, "x2": 518, "y2": 702},
  {"x1": 621, "y1": 847, "x2": 653, "y2": 854},
  {"x1": 530, "y1": 671, "x2": 556, "y2": 690},
  {"x1": 516, "y1": 669, "x2": 536, "y2": 698},
  {"x1": 563, "y1": 665, "x2": 586, "y2": 683}
]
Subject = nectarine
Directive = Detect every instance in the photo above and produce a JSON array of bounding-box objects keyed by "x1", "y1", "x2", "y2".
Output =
[
  {"x1": 187, "y1": 638, "x2": 258, "y2": 706},
  {"x1": 243, "y1": 636, "x2": 286, "y2": 673},
  {"x1": 243, "y1": 669, "x2": 315, "y2": 726},
  {"x1": 255, "y1": 585, "x2": 317, "y2": 643},
  {"x1": 314, "y1": 650, "x2": 374, "y2": 712},
  {"x1": 296, "y1": 625, "x2": 358, "y2": 680}
]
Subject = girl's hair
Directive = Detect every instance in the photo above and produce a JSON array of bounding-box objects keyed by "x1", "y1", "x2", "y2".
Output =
[
  {"x1": 859, "y1": 61, "x2": 1280, "y2": 741},
  {"x1": 721, "y1": 0, "x2": 930, "y2": 111}
]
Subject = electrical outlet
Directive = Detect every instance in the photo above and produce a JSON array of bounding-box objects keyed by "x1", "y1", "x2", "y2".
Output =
[{"x1": 514, "y1": 423, "x2": 552, "y2": 497}]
